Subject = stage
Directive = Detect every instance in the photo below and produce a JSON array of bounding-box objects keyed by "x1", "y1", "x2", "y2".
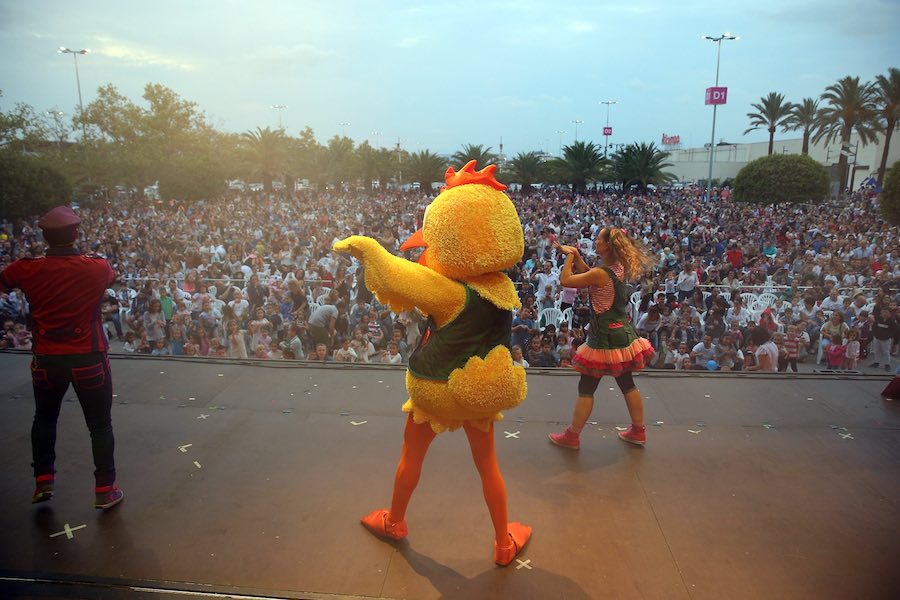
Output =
[{"x1": 0, "y1": 352, "x2": 898, "y2": 599}]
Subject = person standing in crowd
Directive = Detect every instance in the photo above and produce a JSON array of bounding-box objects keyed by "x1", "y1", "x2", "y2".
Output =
[
  {"x1": 676, "y1": 262, "x2": 699, "y2": 302},
  {"x1": 549, "y1": 228, "x2": 656, "y2": 449},
  {"x1": 745, "y1": 327, "x2": 778, "y2": 372},
  {"x1": 308, "y1": 300, "x2": 340, "y2": 350},
  {"x1": 870, "y1": 306, "x2": 898, "y2": 371},
  {"x1": 0, "y1": 206, "x2": 123, "y2": 509}
]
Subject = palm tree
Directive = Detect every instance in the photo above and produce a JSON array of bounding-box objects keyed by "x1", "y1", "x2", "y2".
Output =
[
  {"x1": 405, "y1": 150, "x2": 447, "y2": 191},
  {"x1": 612, "y1": 142, "x2": 676, "y2": 191},
  {"x1": 450, "y1": 144, "x2": 498, "y2": 170},
  {"x1": 744, "y1": 92, "x2": 794, "y2": 155},
  {"x1": 550, "y1": 141, "x2": 605, "y2": 193},
  {"x1": 506, "y1": 151, "x2": 546, "y2": 193},
  {"x1": 814, "y1": 76, "x2": 879, "y2": 198},
  {"x1": 240, "y1": 126, "x2": 288, "y2": 192},
  {"x1": 874, "y1": 67, "x2": 900, "y2": 185},
  {"x1": 322, "y1": 135, "x2": 355, "y2": 186},
  {"x1": 785, "y1": 98, "x2": 819, "y2": 155}
]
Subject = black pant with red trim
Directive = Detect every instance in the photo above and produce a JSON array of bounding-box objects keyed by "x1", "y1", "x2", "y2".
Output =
[{"x1": 30, "y1": 352, "x2": 116, "y2": 487}]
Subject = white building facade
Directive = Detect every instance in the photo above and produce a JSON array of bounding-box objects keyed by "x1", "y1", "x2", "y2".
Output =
[{"x1": 663, "y1": 130, "x2": 900, "y2": 193}]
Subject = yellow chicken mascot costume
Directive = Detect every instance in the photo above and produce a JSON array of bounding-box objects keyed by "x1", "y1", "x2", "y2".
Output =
[{"x1": 333, "y1": 160, "x2": 531, "y2": 566}]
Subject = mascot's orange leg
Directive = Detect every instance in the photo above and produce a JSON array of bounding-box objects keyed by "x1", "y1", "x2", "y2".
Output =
[
  {"x1": 389, "y1": 414, "x2": 437, "y2": 522},
  {"x1": 463, "y1": 421, "x2": 531, "y2": 566},
  {"x1": 361, "y1": 414, "x2": 435, "y2": 540}
]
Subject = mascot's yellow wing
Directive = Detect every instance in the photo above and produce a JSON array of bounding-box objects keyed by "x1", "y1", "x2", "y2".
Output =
[{"x1": 334, "y1": 235, "x2": 466, "y2": 327}]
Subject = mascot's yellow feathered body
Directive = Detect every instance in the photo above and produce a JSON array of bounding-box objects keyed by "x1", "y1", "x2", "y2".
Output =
[
  {"x1": 333, "y1": 160, "x2": 527, "y2": 433},
  {"x1": 334, "y1": 161, "x2": 531, "y2": 566}
]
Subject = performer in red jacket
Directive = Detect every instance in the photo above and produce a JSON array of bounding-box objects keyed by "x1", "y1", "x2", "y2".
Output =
[{"x1": 0, "y1": 206, "x2": 124, "y2": 509}]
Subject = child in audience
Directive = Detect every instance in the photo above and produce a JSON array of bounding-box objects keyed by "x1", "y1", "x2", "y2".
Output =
[
  {"x1": 825, "y1": 334, "x2": 846, "y2": 370},
  {"x1": 844, "y1": 329, "x2": 860, "y2": 370}
]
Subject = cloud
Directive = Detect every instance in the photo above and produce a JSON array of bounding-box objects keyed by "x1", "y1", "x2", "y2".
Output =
[
  {"x1": 565, "y1": 20, "x2": 595, "y2": 34},
  {"x1": 395, "y1": 36, "x2": 423, "y2": 48},
  {"x1": 91, "y1": 35, "x2": 196, "y2": 70}
]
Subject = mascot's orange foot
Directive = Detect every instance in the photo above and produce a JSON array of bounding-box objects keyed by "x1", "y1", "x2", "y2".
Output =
[
  {"x1": 361, "y1": 509, "x2": 408, "y2": 540},
  {"x1": 494, "y1": 521, "x2": 532, "y2": 566}
]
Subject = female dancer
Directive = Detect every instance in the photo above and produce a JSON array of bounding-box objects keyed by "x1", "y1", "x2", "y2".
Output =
[{"x1": 549, "y1": 228, "x2": 656, "y2": 448}]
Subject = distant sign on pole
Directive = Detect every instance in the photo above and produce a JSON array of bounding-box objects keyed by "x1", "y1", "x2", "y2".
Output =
[
  {"x1": 603, "y1": 126, "x2": 613, "y2": 136},
  {"x1": 705, "y1": 87, "x2": 728, "y2": 105}
]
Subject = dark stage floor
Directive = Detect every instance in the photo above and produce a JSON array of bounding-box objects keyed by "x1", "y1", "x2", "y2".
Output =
[{"x1": 0, "y1": 352, "x2": 898, "y2": 600}]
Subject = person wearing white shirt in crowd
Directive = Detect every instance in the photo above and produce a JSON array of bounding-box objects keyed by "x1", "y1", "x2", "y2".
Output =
[
  {"x1": 725, "y1": 297, "x2": 752, "y2": 329},
  {"x1": 745, "y1": 327, "x2": 778, "y2": 372},
  {"x1": 676, "y1": 264, "x2": 699, "y2": 301},
  {"x1": 820, "y1": 289, "x2": 844, "y2": 312},
  {"x1": 532, "y1": 262, "x2": 559, "y2": 297},
  {"x1": 690, "y1": 334, "x2": 717, "y2": 369},
  {"x1": 229, "y1": 289, "x2": 250, "y2": 321},
  {"x1": 670, "y1": 341, "x2": 691, "y2": 370}
]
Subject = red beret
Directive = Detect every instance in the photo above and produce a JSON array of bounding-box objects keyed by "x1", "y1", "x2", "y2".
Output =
[
  {"x1": 38, "y1": 205, "x2": 80, "y2": 246},
  {"x1": 38, "y1": 206, "x2": 81, "y2": 231}
]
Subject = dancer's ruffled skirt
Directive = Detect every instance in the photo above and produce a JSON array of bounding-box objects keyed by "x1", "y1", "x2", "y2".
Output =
[{"x1": 573, "y1": 337, "x2": 655, "y2": 378}]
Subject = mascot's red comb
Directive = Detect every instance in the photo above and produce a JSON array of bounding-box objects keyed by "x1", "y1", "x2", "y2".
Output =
[{"x1": 443, "y1": 160, "x2": 507, "y2": 191}]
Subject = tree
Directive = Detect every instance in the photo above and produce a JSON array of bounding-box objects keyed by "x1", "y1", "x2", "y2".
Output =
[
  {"x1": 0, "y1": 151, "x2": 71, "y2": 218},
  {"x1": 814, "y1": 76, "x2": 879, "y2": 198},
  {"x1": 612, "y1": 142, "x2": 676, "y2": 191},
  {"x1": 506, "y1": 151, "x2": 546, "y2": 192},
  {"x1": 733, "y1": 154, "x2": 829, "y2": 205},
  {"x1": 404, "y1": 150, "x2": 447, "y2": 191},
  {"x1": 880, "y1": 161, "x2": 900, "y2": 225},
  {"x1": 0, "y1": 102, "x2": 50, "y2": 151},
  {"x1": 240, "y1": 127, "x2": 289, "y2": 192},
  {"x1": 744, "y1": 92, "x2": 794, "y2": 156},
  {"x1": 550, "y1": 141, "x2": 605, "y2": 192},
  {"x1": 785, "y1": 98, "x2": 819, "y2": 155},
  {"x1": 450, "y1": 144, "x2": 498, "y2": 170},
  {"x1": 874, "y1": 67, "x2": 900, "y2": 185},
  {"x1": 321, "y1": 135, "x2": 356, "y2": 187}
]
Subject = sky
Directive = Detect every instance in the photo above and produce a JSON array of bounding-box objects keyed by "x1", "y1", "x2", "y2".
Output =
[{"x1": 1, "y1": 0, "x2": 898, "y2": 158}]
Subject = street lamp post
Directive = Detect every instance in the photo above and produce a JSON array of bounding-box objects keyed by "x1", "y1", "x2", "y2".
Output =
[
  {"x1": 57, "y1": 47, "x2": 89, "y2": 140},
  {"x1": 702, "y1": 33, "x2": 738, "y2": 201},
  {"x1": 271, "y1": 104, "x2": 288, "y2": 129},
  {"x1": 556, "y1": 130, "x2": 567, "y2": 156},
  {"x1": 370, "y1": 130, "x2": 381, "y2": 148},
  {"x1": 600, "y1": 100, "x2": 618, "y2": 157},
  {"x1": 339, "y1": 121, "x2": 350, "y2": 138},
  {"x1": 46, "y1": 110, "x2": 66, "y2": 148},
  {"x1": 571, "y1": 119, "x2": 583, "y2": 142}
]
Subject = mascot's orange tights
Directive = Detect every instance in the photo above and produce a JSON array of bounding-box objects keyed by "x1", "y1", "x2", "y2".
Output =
[{"x1": 389, "y1": 415, "x2": 509, "y2": 546}]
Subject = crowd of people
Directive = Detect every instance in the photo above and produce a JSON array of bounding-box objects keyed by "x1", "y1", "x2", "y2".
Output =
[{"x1": 1, "y1": 184, "x2": 898, "y2": 372}]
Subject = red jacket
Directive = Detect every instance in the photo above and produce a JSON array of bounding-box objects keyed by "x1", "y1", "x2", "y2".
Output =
[{"x1": 1, "y1": 248, "x2": 115, "y2": 354}]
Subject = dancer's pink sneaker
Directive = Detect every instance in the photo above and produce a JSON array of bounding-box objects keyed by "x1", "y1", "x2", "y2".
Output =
[
  {"x1": 548, "y1": 426, "x2": 580, "y2": 450},
  {"x1": 617, "y1": 424, "x2": 646, "y2": 446},
  {"x1": 495, "y1": 522, "x2": 532, "y2": 566},
  {"x1": 360, "y1": 509, "x2": 408, "y2": 540}
]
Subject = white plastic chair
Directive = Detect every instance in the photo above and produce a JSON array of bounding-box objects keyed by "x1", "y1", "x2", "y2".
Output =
[
  {"x1": 740, "y1": 292, "x2": 758, "y2": 308},
  {"x1": 316, "y1": 293, "x2": 331, "y2": 305},
  {"x1": 538, "y1": 307, "x2": 564, "y2": 329},
  {"x1": 561, "y1": 307, "x2": 574, "y2": 328},
  {"x1": 629, "y1": 291, "x2": 642, "y2": 322},
  {"x1": 756, "y1": 293, "x2": 778, "y2": 309}
]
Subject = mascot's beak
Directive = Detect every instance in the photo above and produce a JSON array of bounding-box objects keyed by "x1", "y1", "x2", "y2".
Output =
[{"x1": 400, "y1": 228, "x2": 428, "y2": 265}]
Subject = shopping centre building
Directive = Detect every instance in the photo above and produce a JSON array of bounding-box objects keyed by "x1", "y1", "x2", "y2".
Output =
[{"x1": 662, "y1": 131, "x2": 900, "y2": 194}]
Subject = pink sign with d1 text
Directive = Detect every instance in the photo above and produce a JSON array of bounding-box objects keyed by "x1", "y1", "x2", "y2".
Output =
[{"x1": 705, "y1": 87, "x2": 728, "y2": 105}]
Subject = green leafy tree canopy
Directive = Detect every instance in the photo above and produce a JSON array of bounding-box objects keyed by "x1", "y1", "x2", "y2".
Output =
[{"x1": 733, "y1": 153, "x2": 830, "y2": 205}]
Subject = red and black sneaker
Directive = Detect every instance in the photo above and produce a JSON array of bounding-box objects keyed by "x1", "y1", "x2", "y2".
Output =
[
  {"x1": 94, "y1": 484, "x2": 124, "y2": 509},
  {"x1": 32, "y1": 474, "x2": 55, "y2": 504}
]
